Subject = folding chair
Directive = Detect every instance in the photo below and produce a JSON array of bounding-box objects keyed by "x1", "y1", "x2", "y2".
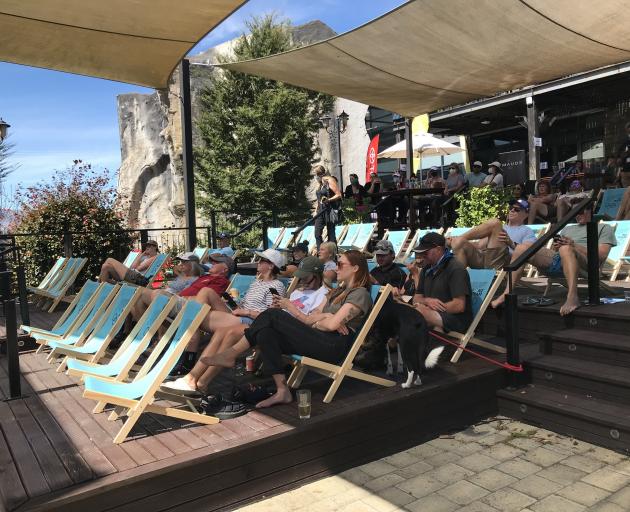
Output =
[
  {"x1": 266, "y1": 227, "x2": 285, "y2": 249},
  {"x1": 122, "y1": 251, "x2": 140, "y2": 268},
  {"x1": 445, "y1": 226, "x2": 472, "y2": 238},
  {"x1": 339, "y1": 223, "x2": 376, "y2": 252},
  {"x1": 335, "y1": 224, "x2": 349, "y2": 246},
  {"x1": 228, "y1": 274, "x2": 257, "y2": 300},
  {"x1": 82, "y1": 301, "x2": 214, "y2": 444},
  {"x1": 276, "y1": 227, "x2": 298, "y2": 251},
  {"x1": 449, "y1": 269, "x2": 507, "y2": 363},
  {"x1": 595, "y1": 187, "x2": 627, "y2": 220},
  {"x1": 47, "y1": 284, "x2": 141, "y2": 372},
  {"x1": 26, "y1": 257, "x2": 67, "y2": 294},
  {"x1": 296, "y1": 225, "x2": 316, "y2": 249},
  {"x1": 37, "y1": 257, "x2": 88, "y2": 312},
  {"x1": 601, "y1": 220, "x2": 630, "y2": 281},
  {"x1": 143, "y1": 253, "x2": 169, "y2": 286},
  {"x1": 192, "y1": 247, "x2": 209, "y2": 262},
  {"x1": 287, "y1": 284, "x2": 395, "y2": 403}
]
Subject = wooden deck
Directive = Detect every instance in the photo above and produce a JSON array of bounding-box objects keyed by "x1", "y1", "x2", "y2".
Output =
[{"x1": 0, "y1": 305, "x2": 505, "y2": 512}]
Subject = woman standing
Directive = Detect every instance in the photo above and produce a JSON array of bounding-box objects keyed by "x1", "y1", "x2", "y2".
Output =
[
  {"x1": 313, "y1": 165, "x2": 342, "y2": 250},
  {"x1": 482, "y1": 161, "x2": 504, "y2": 189}
]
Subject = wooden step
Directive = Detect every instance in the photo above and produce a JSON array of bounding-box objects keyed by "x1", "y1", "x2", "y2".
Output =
[
  {"x1": 540, "y1": 328, "x2": 630, "y2": 368},
  {"x1": 526, "y1": 354, "x2": 630, "y2": 405},
  {"x1": 498, "y1": 384, "x2": 630, "y2": 454}
]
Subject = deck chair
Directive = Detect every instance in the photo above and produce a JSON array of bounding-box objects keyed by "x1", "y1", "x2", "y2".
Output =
[
  {"x1": 32, "y1": 282, "x2": 118, "y2": 352},
  {"x1": 228, "y1": 274, "x2": 257, "y2": 299},
  {"x1": 192, "y1": 247, "x2": 209, "y2": 262},
  {"x1": 399, "y1": 229, "x2": 443, "y2": 264},
  {"x1": 595, "y1": 187, "x2": 627, "y2": 220},
  {"x1": 46, "y1": 284, "x2": 141, "y2": 372},
  {"x1": 279, "y1": 276, "x2": 299, "y2": 295},
  {"x1": 26, "y1": 257, "x2": 67, "y2": 295},
  {"x1": 142, "y1": 253, "x2": 169, "y2": 286},
  {"x1": 335, "y1": 224, "x2": 349, "y2": 246},
  {"x1": 266, "y1": 227, "x2": 285, "y2": 249},
  {"x1": 21, "y1": 280, "x2": 101, "y2": 340},
  {"x1": 601, "y1": 221, "x2": 630, "y2": 281},
  {"x1": 525, "y1": 223, "x2": 550, "y2": 277},
  {"x1": 37, "y1": 257, "x2": 88, "y2": 312},
  {"x1": 287, "y1": 284, "x2": 395, "y2": 403},
  {"x1": 449, "y1": 269, "x2": 507, "y2": 363},
  {"x1": 383, "y1": 229, "x2": 411, "y2": 259},
  {"x1": 339, "y1": 223, "x2": 376, "y2": 253},
  {"x1": 122, "y1": 251, "x2": 140, "y2": 268},
  {"x1": 445, "y1": 226, "x2": 472, "y2": 238},
  {"x1": 276, "y1": 227, "x2": 298, "y2": 251},
  {"x1": 82, "y1": 301, "x2": 214, "y2": 444},
  {"x1": 296, "y1": 225, "x2": 316, "y2": 249}
]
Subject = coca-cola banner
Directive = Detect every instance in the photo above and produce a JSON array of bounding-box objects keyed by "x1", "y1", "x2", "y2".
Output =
[{"x1": 365, "y1": 134, "x2": 380, "y2": 182}]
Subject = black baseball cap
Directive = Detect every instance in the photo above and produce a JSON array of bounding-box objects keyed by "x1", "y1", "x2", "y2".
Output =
[
  {"x1": 414, "y1": 232, "x2": 446, "y2": 253},
  {"x1": 293, "y1": 256, "x2": 324, "y2": 278}
]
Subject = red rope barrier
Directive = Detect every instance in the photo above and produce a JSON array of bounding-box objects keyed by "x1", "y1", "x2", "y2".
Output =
[{"x1": 430, "y1": 331, "x2": 523, "y2": 372}]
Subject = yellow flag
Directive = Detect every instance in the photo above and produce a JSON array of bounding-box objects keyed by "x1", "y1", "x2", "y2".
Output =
[{"x1": 412, "y1": 114, "x2": 429, "y2": 173}]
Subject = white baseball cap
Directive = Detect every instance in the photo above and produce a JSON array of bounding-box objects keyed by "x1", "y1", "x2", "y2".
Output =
[
  {"x1": 254, "y1": 248, "x2": 284, "y2": 269},
  {"x1": 473, "y1": 160, "x2": 483, "y2": 167}
]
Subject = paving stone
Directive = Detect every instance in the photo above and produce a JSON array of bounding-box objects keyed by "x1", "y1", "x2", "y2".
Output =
[
  {"x1": 406, "y1": 443, "x2": 443, "y2": 459},
  {"x1": 506, "y1": 437, "x2": 541, "y2": 452},
  {"x1": 495, "y1": 458, "x2": 542, "y2": 479},
  {"x1": 396, "y1": 473, "x2": 447, "y2": 499},
  {"x1": 529, "y1": 494, "x2": 586, "y2": 512},
  {"x1": 365, "y1": 473, "x2": 407, "y2": 492},
  {"x1": 428, "y1": 463, "x2": 475, "y2": 484},
  {"x1": 377, "y1": 486, "x2": 416, "y2": 507},
  {"x1": 556, "y1": 481, "x2": 610, "y2": 507},
  {"x1": 483, "y1": 443, "x2": 525, "y2": 462},
  {"x1": 535, "y1": 463, "x2": 587, "y2": 486},
  {"x1": 542, "y1": 436, "x2": 593, "y2": 455},
  {"x1": 437, "y1": 480, "x2": 489, "y2": 506},
  {"x1": 582, "y1": 467, "x2": 630, "y2": 492},
  {"x1": 477, "y1": 433, "x2": 510, "y2": 446},
  {"x1": 588, "y1": 502, "x2": 627, "y2": 512},
  {"x1": 260, "y1": 488, "x2": 319, "y2": 511},
  {"x1": 360, "y1": 460, "x2": 400, "y2": 478},
  {"x1": 560, "y1": 454, "x2": 605, "y2": 473},
  {"x1": 303, "y1": 475, "x2": 357, "y2": 496},
  {"x1": 481, "y1": 487, "x2": 536, "y2": 512},
  {"x1": 339, "y1": 467, "x2": 373, "y2": 486},
  {"x1": 337, "y1": 500, "x2": 381, "y2": 512},
  {"x1": 456, "y1": 502, "x2": 499, "y2": 512},
  {"x1": 428, "y1": 437, "x2": 468, "y2": 452},
  {"x1": 383, "y1": 451, "x2": 422, "y2": 468},
  {"x1": 468, "y1": 468, "x2": 517, "y2": 491},
  {"x1": 587, "y1": 447, "x2": 627, "y2": 465},
  {"x1": 522, "y1": 446, "x2": 568, "y2": 467},
  {"x1": 510, "y1": 474, "x2": 564, "y2": 499},
  {"x1": 457, "y1": 453, "x2": 500, "y2": 472},
  {"x1": 424, "y1": 451, "x2": 461, "y2": 468},
  {"x1": 393, "y1": 461, "x2": 434, "y2": 480},
  {"x1": 360, "y1": 492, "x2": 405, "y2": 512},
  {"x1": 404, "y1": 494, "x2": 459, "y2": 512},
  {"x1": 607, "y1": 483, "x2": 630, "y2": 507},
  {"x1": 611, "y1": 457, "x2": 630, "y2": 475}
]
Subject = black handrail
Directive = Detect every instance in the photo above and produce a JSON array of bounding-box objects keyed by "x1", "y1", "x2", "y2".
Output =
[{"x1": 292, "y1": 209, "x2": 326, "y2": 239}]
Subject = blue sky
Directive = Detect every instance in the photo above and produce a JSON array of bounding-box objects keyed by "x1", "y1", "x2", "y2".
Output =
[{"x1": 0, "y1": 0, "x2": 405, "y2": 191}]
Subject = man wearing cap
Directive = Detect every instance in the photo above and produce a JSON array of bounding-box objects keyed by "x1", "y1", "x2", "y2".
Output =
[
  {"x1": 449, "y1": 199, "x2": 537, "y2": 270},
  {"x1": 98, "y1": 239, "x2": 159, "y2": 286},
  {"x1": 370, "y1": 239, "x2": 407, "y2": 288},
  {"x1": 413, "y1": 232, "x2": 473, "y2": 333},
  {"x1": 482, "y1": 161, "x2": 504, "y2": 188},
  {"x1": 466, "y1": 161, "x2": 487, "y2": 188},
  {"x1": 280, "y1": 241, "x2": 309, "y2": 277},
  {"x1": 165, "y1": 253, "x2": 203, "y2": 293},
  {"x1": 208, "y1": 232, "x2": 235, "y2": 259}
]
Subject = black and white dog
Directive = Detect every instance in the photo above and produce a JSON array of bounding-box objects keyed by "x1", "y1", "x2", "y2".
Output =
[{"x1": 376, "y1": 300, "x2": 444, "y2": 388}]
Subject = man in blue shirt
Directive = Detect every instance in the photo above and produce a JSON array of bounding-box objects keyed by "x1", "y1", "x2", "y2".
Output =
[
  {"x1": 449, "y1": 199, "x2": 537, "y2": 270},
  {"x1": 466, "y1": 161, "x2": 488, "y2": 188},
  {"x1": 209, "y1": 232, "x2": 235, "y2": 258}
]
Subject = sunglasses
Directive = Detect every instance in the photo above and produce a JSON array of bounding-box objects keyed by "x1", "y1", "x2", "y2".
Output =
[{"x1": 509, "y1": 206, "x2": 523, "y2": 213}]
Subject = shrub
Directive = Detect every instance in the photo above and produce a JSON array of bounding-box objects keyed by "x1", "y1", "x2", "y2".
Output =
[{"x1": 454, "y1": 186, "x2": 512, "y2": 227}]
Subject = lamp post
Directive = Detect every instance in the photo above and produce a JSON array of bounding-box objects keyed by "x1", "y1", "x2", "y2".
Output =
[
  {"x1": 320, "y1": 110, "x2": 349, "y2": 190},
  {"x1": 0, "y1": 118, "x2": 10, "y2": 141}
]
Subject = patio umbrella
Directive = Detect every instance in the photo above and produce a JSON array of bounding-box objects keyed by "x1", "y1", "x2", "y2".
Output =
[{"x1": 377, "y1": 133, "x2": 465, "y2": 159}]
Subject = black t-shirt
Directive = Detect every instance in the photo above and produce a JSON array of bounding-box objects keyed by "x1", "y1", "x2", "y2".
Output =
[
  {"x1": 370, "y1": 263, "x2": 407, "y2": 288},
  {"x1": 344, "y1": 184, "x2": 367, "y2": 205},
  {"x1": 618, "y1": 136, "x2": 630, "y2": 172},
  {"x1": 419, "y1": 256, "x2": 472, "y2": 332}
]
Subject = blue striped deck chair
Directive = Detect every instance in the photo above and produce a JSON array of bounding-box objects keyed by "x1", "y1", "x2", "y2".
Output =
[
  {"x1": 449, "y1": 269, "x2": 507, "y2": 363},
  {"x1": 287, "y1": 284, "x2": 395, "y2": 403},
  {"x1": 335, "y1": 225, "x2": 349, "y2": 246},
  {"x1": 296, "y1": 225, "x2": 316, "y2": 249},
  {"x1": 228, "y1": 274, "x2": 257, "y2": 300},
  {"x1": 47, "y1": 284, "x2": 142, "y2": 372},
  {"x1": 276, "y1": 227, "x2": 298, "y2": 251},
  {"x1": 33, "y1": 282, "x2": 118, "y2": 353},
  {"x1": 339, "y1": 223, "x2": 376, "y2": 252},
  {"x1": 383, "y1": 229, "x2": 411, "y2": 259},
  {"x1": 192, "y1": 247, "x2": 209, "y2": 262},
  {"x1": 142, "y1": 253, "x2": 168, "y2": 285},
  {"x1": 22, "y1": 280, "x2": 101, "y2": 343},
  {"x1": 337, "y1": 224, "x2": 360, "y2": 250},
  {"x1": 601, "y1": 221, "x2": 630, "y2": 281},
  {"x1": 82, "y1": 301, "x2": 214, "y2": 444},
  {"x1": 39, "y1": 257, "x2": 88, "y2": 312},
  {"x1": 249, "y1": 227, "x2": 285, "y2": 262},
  {"x1": 27, "y1": 257, "x2": 67, "y2": 294},
  {"x1": 122, "y1": 251, "x2": 140, "y2": 268},
  {"x1": 596, "y1": 187, "x2": 627, "y2": 220},
  {"x1": 446, "y1": 226, "x2": 471, "y2": 238}
]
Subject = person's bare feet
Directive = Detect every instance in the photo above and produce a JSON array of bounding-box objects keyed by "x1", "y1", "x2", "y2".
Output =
[
  {"x1": 200, "y1": 349, "x2": 237, "y2": 369},
  {"x1": 560, "y1": 296, "x2": 581, "y2": 316},
  {"x1": 255, "y1": 388, "x2": 293, "y2": 408},
  {"x1": 491, "y1": 294, "x2": 506, "y2": 309}
]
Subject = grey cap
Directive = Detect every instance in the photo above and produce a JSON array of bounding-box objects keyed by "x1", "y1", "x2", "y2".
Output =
[
  {"x1": 374, "y1": 239, "x2": 395, "y2": 255},
  {"x1": 208, "y1": 253, "x2": 236, "y2": 275}
]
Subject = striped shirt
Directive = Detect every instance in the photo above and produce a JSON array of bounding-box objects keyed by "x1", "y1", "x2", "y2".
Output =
[{"x1": 241, "y1": 279, "x2": 286, "y2": 312}]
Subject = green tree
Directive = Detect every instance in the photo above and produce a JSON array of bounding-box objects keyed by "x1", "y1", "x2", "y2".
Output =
[
  {"x1": 11, "y1": 161, "x2": 132, "y2": 286},
  {"x1": 194, "y1": 15, "x2": 333, "y2": 220},
  {"x1": 0, "y1": 136, "x2": 16, "y2": 184}
]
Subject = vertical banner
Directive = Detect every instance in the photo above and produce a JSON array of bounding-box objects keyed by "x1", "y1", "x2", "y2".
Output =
[
  {"x1": 365, "y1": 134, "x2": 380, "y2": 182},
  {"x1": 412, "y1": 114, "x2": 430, "y2": 173}
]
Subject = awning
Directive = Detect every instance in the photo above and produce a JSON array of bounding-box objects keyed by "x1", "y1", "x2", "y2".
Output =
[
  {"x1": 0, "y1": 0, "x2": 246, "y2": 88},
  {"x1": 222, "y1": 0, "x2": 630, "y2": 117}
]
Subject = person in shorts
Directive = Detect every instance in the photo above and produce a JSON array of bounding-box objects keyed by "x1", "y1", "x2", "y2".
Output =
[{"x1": 99, "y1": 239, "x2": 159, "y2": 286}]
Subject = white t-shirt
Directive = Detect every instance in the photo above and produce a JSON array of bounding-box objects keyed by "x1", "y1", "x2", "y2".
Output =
[
  {"x1": 483, "y1": 173, "x2": 504, "y2": 188},
  {"x1": 323, "y1": 260, "x2": 337, "y2": 272},
  {"x1": 287, "y1": 286, "x2": 328, "y2": 316}
]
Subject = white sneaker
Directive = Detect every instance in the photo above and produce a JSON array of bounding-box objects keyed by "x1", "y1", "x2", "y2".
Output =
[{"x1": 160, "y1": 378, "x2": 200, "y2": 396}]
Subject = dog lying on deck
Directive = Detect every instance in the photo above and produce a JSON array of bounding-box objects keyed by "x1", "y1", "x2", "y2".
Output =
[{"x1": 375, "y1": 299, "x2": 444, "y2": 388}]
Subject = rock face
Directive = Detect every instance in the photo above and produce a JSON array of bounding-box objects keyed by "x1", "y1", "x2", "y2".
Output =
[{"x1": 116, "y1": 20, "x2": 370, "y2": 229}]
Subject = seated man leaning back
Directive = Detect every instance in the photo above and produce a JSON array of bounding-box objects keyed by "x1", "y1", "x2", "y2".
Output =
[
  {"x1": 99, "y1": 239, "x2": 159, "y2": 286},
  {"x1": 492, "y1": 198, "x2": 616, "y2": 316}
]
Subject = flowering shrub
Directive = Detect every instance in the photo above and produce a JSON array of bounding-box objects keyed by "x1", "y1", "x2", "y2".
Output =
[{"x1": 11, "y1": 161, "x2": 132, "y2": 286}]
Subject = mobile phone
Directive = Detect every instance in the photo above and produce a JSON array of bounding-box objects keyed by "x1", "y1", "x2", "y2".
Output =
[
  {"x1": 269, "y1": 287, "x2": 279, "y2": 296},
  {"x1": 222, "y1": 292, "x2": 239, "y2": 309},
  {"x1": 553, "y1": 235, "x2": 562, "y2": 242}
]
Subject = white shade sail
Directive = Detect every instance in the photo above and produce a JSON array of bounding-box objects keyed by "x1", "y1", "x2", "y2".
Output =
[
  {"x1": 0, "y1": 0, "x2": 246, "y2": 88},
  {"x1": 222, "y1": 0, "x2": 630, "y2": 116},
  {"x1": 378, "y1": 133, "x2": 464, "y2": 159}
]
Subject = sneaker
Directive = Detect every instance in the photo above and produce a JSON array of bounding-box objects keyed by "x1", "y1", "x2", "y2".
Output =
[
  {"x1": 201, "y1": 396, "x2": 251, "y2": 420},
  {"x1": 160, "y1": 378, "x2": 200, "y2": 396}
]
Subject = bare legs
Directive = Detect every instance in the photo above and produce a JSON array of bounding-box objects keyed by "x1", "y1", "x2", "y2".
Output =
[
  {"x1": 451, "y1": 218, "x2": 504, "y2": 267},
  {"x1": 186, "y1": 309, "x2": 242, "y2": 352},
  {"x1": 99, "y1": 258, "x2": 129, "y2": 283},
  {"x1": 528, "y1": 202, "x2": 549, "y2": 224},
  {"x1": 193, "y1": 288, "x2": 230, "y2": 313},
  {"x1": 255, "y1": 374, "x2": 293, "y2": 408}
]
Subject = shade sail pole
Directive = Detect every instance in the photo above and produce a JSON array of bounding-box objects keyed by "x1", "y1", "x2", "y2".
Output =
[
  {"x1": 405, "y1": 118, "x2": 414, "y2": 182},
  {"x1": 180, "y1": 59, "x2": 197, "y2": 250}
]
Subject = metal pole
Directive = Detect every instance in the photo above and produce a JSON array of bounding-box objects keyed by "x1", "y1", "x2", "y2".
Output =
[
  {"x1": 586, "y1": 218, "x2": 600, "y2": 305},
  {"x1": 16, "y1": 265, "x2": 29, "y2": 326},
  {"x1": 405, "y1": 118, "x2": 414, "y2": 182},
  {"x1": 526, "y1": 95, "x2": 540, "y2": 182},
  {"x1": 180, "y1": 59, "x2": 197, "y2": 250},
  {"x1": 262, "y1": 219, "x2": 269, "y2": 250},
  {"x1": 210, "y1": 211, "x2": 217, "y2": 249},
  {"x1": 63, "y1": 231, "x2": 73, "y2": 258},
  {"x1": 336, "y1": 117, "x2": 344, "y2": 191},
  {"x1": 1, "y1": 271, "x2": 21, "y2": 398},
  {"x1": 504, "y1": 271, "x2": 520, "y2": 388}
]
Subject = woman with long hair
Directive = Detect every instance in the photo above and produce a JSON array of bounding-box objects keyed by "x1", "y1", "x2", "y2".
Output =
[
  {"x1": 202, "y1": 250, "x2": 373, "y2": 408},
  {"x1": 313, "y1": 164, "x2": 342, "y2": 250}
]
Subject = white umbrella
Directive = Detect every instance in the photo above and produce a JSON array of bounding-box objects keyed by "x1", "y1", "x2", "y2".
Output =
[{"x1": 377, "y1": 133, "x2": 465, "y2": 159}]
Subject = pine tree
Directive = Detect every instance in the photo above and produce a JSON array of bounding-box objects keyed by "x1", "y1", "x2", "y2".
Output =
[{"x1": 194, "y1": 15, "x2": 333, "y2": 217}]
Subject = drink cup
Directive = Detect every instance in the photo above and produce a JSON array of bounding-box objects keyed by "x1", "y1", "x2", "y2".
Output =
[
  {"x1": 246, "y1": 354, "x2": 256, "y2": 372},
  {"x1": 229, "y1": 288, "x2": 240, "y2": 300},
  {"x1": 296, "y1": 389, "x2": 311, "y2": 419}
]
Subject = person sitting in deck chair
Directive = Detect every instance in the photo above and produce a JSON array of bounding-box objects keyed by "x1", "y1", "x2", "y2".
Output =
[
  {"x1": 616, "y1": 187, "x2": 630, "y2": 221},
  {"x1": 162, "y1": 256, "x2": 329, "y2": 397},
  {"x1": 99, "y1": 239, "x2": 159, "y2": 286},
  {"x1": 491, "y1": 198, "x2": 617, "y2": 316},
  {"x1": 193, "y1": 250, "x2": 373, "y2": 409},
  {"x1": 280, "y1": 241, "x2": 309, "y2": 277},
  {"x1": 449, "y1": 199, "x2": 537, "y2": 270}
]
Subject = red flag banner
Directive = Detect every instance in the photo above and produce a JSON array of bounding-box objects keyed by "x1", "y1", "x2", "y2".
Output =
[{"x1": 365, "y1": 134, "x2": 379, "y2": 182}]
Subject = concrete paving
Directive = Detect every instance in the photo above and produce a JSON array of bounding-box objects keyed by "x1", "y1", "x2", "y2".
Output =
[{"x1": 234, "y1": 416, "x2": 630, "y2": 512}]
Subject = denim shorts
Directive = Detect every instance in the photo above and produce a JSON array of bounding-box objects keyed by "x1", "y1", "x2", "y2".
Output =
[
  {"x1": 240, "y1": 316, "x2": 254, "y2": 325},
  {"x1": 545, "y1": 252, "x2": 564, "y2": 277}
]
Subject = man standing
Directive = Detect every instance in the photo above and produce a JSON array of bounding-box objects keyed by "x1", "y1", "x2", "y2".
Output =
[
  {"x1": 210, "y1": 232, "x2": 235, "y2": 258},
  {"x1": 369, "y1": 240, "x2": 407, "y2": 288},
  {"x1": 466, "y1": 161, "x2": 487, "y2": 188},
  {"x1": 491, "y1": 199, "x2": 616, "y2": 315},
  {"x1": 449, "y1": 199, "x2": 537, "y2": 270},
  {"x1": 412, "y1": 232, "x2": 473, "y2": 333}
]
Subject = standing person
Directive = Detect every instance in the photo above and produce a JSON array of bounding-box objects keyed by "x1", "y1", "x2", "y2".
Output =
[
  {"x1": 482, "y1": 162, "x2": 504, "y2": 188},
  {"x1": 98, "y1": 239, "x2": 159, "y2": 286},
  {"x1": 466, "y1": 161, "x2": 487, "y2": 188},
  {"x1": 344, "y1": 173, "x2": 368, "y2": 213},
  {"x1": 527, "y1": 180, "x2": 557, "y2": 224},
  {"x1": 210, "y1": 232, "x2": 235, "y2": 258},
  {"x1": 313, "y1": 165, "x2": 342, "y2": 250}
]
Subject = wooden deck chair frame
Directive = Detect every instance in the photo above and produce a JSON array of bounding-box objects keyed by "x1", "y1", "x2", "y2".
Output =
[
  {"x1": 601, "y1": 221, "x2": 630, "y2": 281},
  {"x1": 449, "y1": 270, "x2": 507, "y2": 364},
  {"x1": 27, "y1": 257, "x2": 67, "y2": 294},
  {"x1": 287, "y1": 284, "x2": 395, "y2": 403},
  {"x1": 82, "y1": 303, "x2": 215, "y2": 444},
  {"x1": 383, "y1": 229, "x2": 411, "y2": 260},
  {"x1": 334, "y1": 225, "x2": 349, "y2": 247},
  {"x1": 143, "y1": 253, "x2": 169, "y2": 286},
  {"x1": 39, "y1": 257, "x2": 88, "y2": 312},
  {"x1": 344, "y1": 223, "x2": 377, "y2": 253}
]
